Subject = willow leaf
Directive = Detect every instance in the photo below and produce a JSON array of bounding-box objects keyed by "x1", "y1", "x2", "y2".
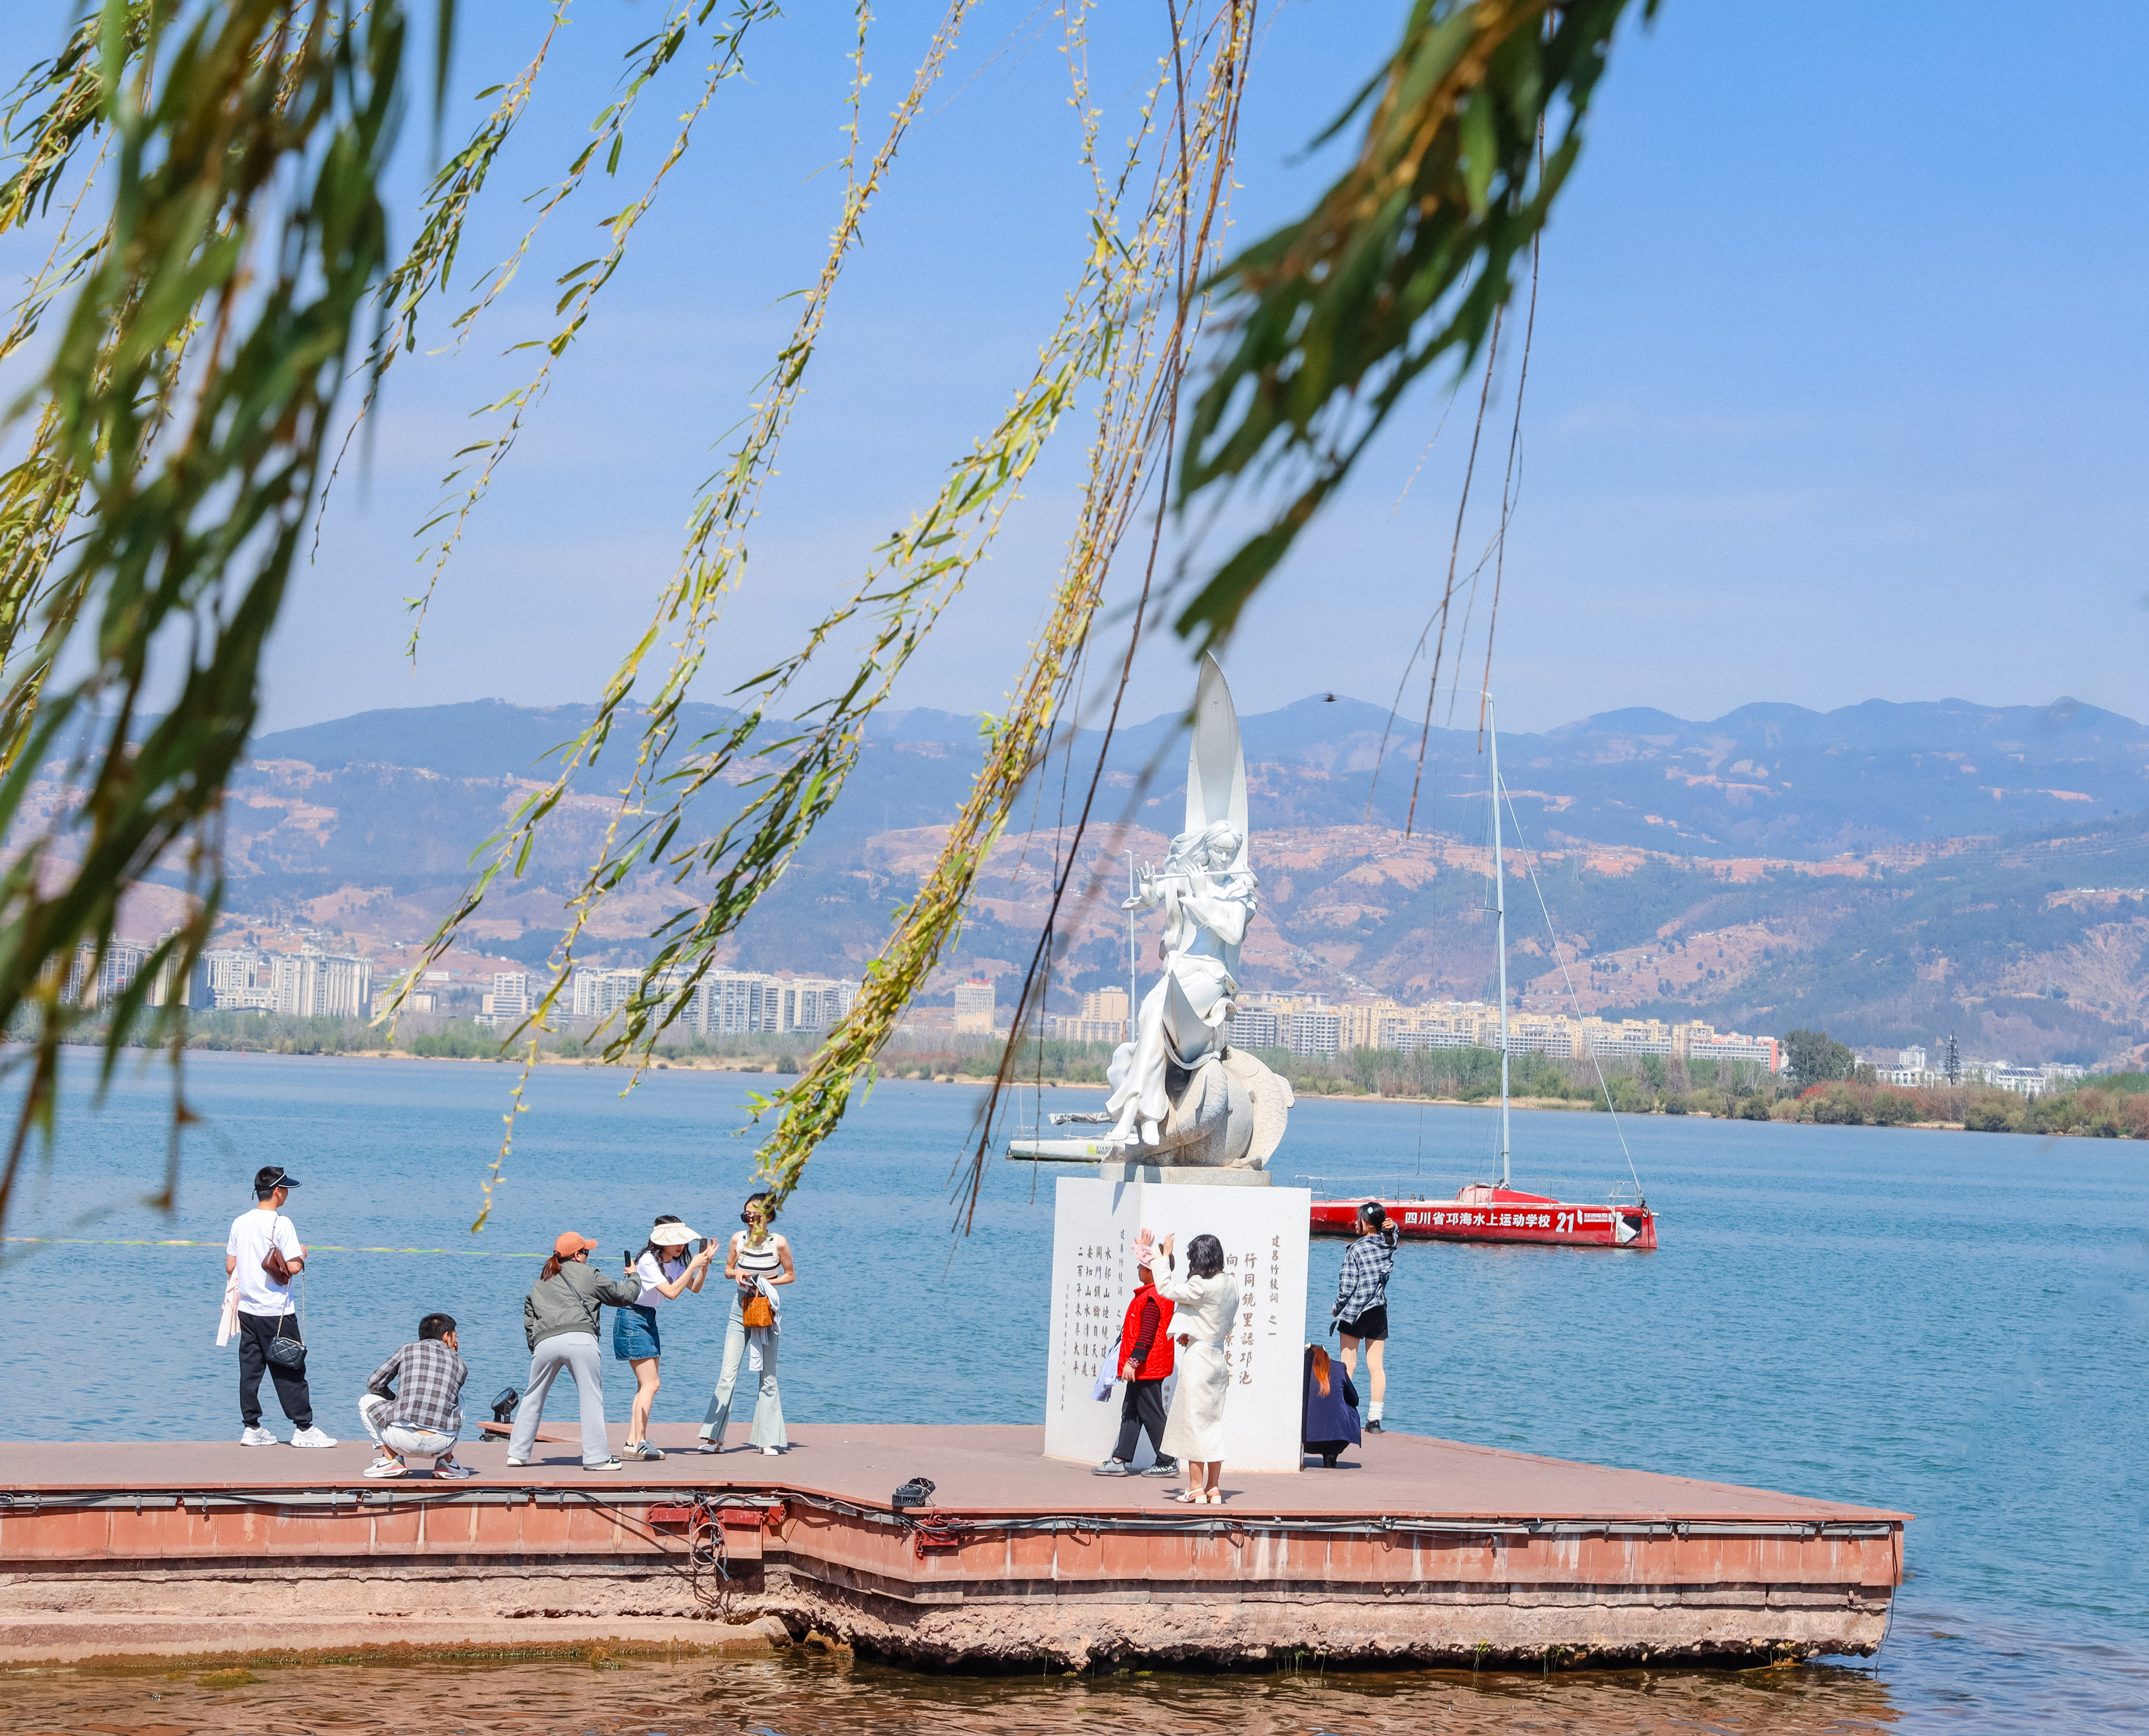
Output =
[{"x1": 1174, "y1": 0, "x2": 1654, "y2": 650}]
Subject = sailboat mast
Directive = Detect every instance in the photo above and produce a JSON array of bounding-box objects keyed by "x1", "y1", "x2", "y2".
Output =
[{"x1": 1490, "y1": 698, "x2": 1511, "y2": 1187}]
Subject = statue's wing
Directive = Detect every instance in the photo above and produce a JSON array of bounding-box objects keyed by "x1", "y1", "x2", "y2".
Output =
[{"x1": 1186, "y1": 652, "x2": 1249, "y2": 871}]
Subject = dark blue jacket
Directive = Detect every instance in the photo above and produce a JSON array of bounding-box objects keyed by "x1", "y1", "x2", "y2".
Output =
[{"x1": 1301, "y1": 1345, "x2": 1362, "y2": 1445}]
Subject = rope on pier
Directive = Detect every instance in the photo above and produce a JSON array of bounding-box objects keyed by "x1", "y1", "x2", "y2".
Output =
[{"x1": 2, "y1": 1236, "x2": 545, "y2": 1258}]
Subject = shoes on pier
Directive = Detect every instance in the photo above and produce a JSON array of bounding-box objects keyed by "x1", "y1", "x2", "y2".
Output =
[
  {"x1": 761, "y1": 1445, "x2": 783, "y2": 1457},
  {"x1": 584, "y1": 1457, "x2": 627, "y2": 1471},
  {"x1": 505, "y1": 1458, "x2": 531, "y2": 1468},
  {"x1": 1365, "y1": 1419, "x2": 1383, "y2": 1433},
  {"x1": 1141, "y1": 1460, "x2": 1180, "y2": 1477},
  {"x1": 695, "y1": 1440, "x2": 722, "y2": 1454},
  {"x1": 433, "y1": 1460, "x2": 478, "y2": 1479},
  {"x1": 623, "y1": 1440, "x2": 665, "y2": 1462},
  {"x1": 291, "y1": 1425, "x2": 339, "y2": 1448},
  {"x1": 1092, "y1": 1458, "x2": 1132, "y2": 1477},
  {"x1": 364, "y1": 1456, "x2": 407, "y2": 1479},
  {"x1": 239, "y1": 1426, "x2": 278, "y2": 1447}
]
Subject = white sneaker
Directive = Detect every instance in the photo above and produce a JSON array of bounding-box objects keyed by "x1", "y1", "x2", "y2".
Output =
[
  {"x1": 290, "y1": 1425, "x2": 339, "y2": 1448},
  {"x1": 363, "y1": 1456, "x2": 407, "y2": 1479},
  {"x1": 240, "y1": 1426, "x2": 278, "y2": 1446},
  {"x1": 761, "y1": 1444, "x2": 783, "y2": 1456},
  {"x1": 505, "y1": 1458, "x2": 530, "y2": 1468}
]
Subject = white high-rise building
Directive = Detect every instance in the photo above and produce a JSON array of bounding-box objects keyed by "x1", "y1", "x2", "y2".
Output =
[
  {"x1": 194, "y1": 947, "x2": 269, "y2": 1010},
  {"x1": 479, "y1": 971, "x2": 531, "y2": 1027},
  {"x1": 953, "y1": 978, "x2": 996, "y2": 1035},
  {"x1": 570, "y1": 966, "x2": 642, "y2": 1019},
  {"x1": 1279, "y1": 1006, "x2": 1342, "y2": 1057},
  {"x1": 270, "y1": 950, "x2": 373, "y2": 1019},
  {"x1": 779, "y1": 977, "x2": 858, "y2": 1033},
  {"x1": 569, "y1": 964, "x2": 853, "y2": 1037},
  {"x1": 704, "y1": 971, "x2": 781, "y2": 1035}
]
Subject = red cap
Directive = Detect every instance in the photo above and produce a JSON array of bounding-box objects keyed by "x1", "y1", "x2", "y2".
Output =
[{"x1": 553, "y1": 1231, "x2": 597, "y2": 1258}]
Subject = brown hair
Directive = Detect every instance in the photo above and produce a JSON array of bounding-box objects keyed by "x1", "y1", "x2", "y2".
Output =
[
  {"x1": 539, "y1": 1253, "x2": 564, "y2": 1282},
  {"x1": 1309, "y1": 1344, "x2": 1332, "y2": 1397}
]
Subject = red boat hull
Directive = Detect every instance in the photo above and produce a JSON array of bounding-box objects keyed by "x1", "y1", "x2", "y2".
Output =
[{"x1": 1310, "y1": 1185, "x2": 1657, "y2": 1250}]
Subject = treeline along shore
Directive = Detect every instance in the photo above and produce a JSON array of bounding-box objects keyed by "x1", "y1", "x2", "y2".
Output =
[{"x1": 34, "y1": 1012, "x2": 2149, "y2": 1141}]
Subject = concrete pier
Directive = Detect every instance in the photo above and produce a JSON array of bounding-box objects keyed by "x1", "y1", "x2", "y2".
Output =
[{"x1": 0, "y1": 1425, "x2": 1907, "y2": 1671}]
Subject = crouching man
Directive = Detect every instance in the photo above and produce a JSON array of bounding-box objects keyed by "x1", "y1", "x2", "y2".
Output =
[{"x1": 360, "y1": 1312, "x2": 474, "y2": 1479}]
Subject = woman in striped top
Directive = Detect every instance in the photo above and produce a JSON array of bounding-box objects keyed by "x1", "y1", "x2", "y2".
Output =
[{"x1": 696, "y1": 1192, "x2": 795, "y2": 1455}]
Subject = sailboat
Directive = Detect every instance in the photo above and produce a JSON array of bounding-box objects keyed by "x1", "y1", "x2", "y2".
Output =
[{"x1": 1306, "y1": 700, "x2": 1659, "y2": 1251}]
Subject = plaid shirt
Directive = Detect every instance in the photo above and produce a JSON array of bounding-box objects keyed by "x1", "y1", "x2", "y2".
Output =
[
  {"x1": 367, "y1": 1339, "x2": 469, "y2": 1435},
  {"x1": 1332, "y1": 1230, "x2": 1395, "y2": 1328}
]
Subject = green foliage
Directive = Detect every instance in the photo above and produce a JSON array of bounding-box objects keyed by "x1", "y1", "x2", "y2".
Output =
[
  {"x1": 0, "y1": 0, "x2": 411, "y2": 1233},
  {"x1": 1176, "y1": 0, "x2": 1653, "y2": 650},
  {"x1": 0, "y1": 2, "x2": 1666, "y2": 1244},
  {"x1": 1782, "y1": 1029, "x2": 1854, "y2": 1087}
]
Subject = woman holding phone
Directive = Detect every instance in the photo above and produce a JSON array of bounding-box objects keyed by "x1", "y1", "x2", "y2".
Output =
[
  {"x1": 1146, "y1": 1228, "x2": 1240, "y2": 1505},
  {"x1": 614, "y1": 1214, "x2": 715, "y2": 1462}
]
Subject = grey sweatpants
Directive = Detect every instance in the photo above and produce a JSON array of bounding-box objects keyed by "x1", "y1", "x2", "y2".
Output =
[{"x1": 508, "y1": 1332, "x2": 612, "y2": 1465}]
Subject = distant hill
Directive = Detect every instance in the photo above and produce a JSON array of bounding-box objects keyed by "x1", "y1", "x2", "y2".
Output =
[
  {"x1": 250, "y1": 692, "x2": 2149, "y2": 860},
  {"x1": 189, "y1": 693, "x2": 2149, "y2": 1067}
]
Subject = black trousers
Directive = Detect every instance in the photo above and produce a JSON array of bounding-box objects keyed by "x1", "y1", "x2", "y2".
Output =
[
  {"x1": 1112, "y1": 1377, "x2": 1173, "y2": 1465},
  {"x1": 237, "y1": 1310, "x2": 313, "y2": 1429}
]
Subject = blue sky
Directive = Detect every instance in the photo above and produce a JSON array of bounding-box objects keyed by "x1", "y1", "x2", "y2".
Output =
[{"x1": 4, "y1": 1, "x2": 2144, "y2": 736}]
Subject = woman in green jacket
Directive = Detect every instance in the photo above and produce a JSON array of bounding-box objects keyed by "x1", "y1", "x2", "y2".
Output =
[{"x1": 507, "y1": 1230, "x2": 643, "y2": 1469}]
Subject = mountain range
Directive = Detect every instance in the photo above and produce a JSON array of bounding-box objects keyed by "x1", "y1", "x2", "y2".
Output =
[
  {"x1": 250, "y1": 692, "x2": 2149, "y2": 859},
  {"x1": 113, "y1": 692, "x2": 2149, "y2": 1067}
]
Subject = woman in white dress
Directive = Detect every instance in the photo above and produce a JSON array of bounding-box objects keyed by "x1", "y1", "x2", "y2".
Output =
[{"x1": 1146, "y1": 1229, "x2": 1240, "y2": 1504}]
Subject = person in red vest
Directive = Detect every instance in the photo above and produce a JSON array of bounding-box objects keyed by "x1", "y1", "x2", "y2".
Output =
[{"x1": 1094, "y1": 1247, "x2": 1179, "y2": 1477}]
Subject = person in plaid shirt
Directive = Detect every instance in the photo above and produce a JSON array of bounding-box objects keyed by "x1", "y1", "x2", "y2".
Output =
[
  {"x1": 1330, "y1": 1203, "x2": 1398, "y2": 1431},
  {"x1": 359, "y1": 1313, "x2": 473, "y2": 1479}
]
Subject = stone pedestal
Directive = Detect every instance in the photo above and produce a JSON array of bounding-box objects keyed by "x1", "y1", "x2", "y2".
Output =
[{"x1": 1043, "y1": 1174, "x2": 1310, "y2": 1473}]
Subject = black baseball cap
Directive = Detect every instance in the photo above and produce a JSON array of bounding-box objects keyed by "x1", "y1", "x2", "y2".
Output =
[{"x1": 253, "y1": 1165, "x2": 300, "y2": 1196}]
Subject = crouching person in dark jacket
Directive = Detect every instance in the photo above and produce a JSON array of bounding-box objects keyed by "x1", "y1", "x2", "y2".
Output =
[
  {"x1": 1094, "y1": 1249, "x2": 1180, "y2": 1478},
  {"x1": 360, "y1": 1312, "x2": 472, "y2": 1479},
  {"x1": 1302, "y1": 1342, "x2": 1362, "y2": 1467}
]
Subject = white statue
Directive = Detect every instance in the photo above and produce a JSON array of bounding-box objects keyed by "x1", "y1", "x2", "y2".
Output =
[
  {"x1": 1005, "y1": 654, "x2": 1291, "y2": 1169},
  {"x1": 1094, "y1": 655, "x2": 1292, "y2": 1166},
  {"x1": 1105, "y1": 819, "x2": 1256, "y2": 1144}
]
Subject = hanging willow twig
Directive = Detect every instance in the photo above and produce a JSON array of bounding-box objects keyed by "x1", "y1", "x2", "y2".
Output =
[
  {"x1": 312, "y1": 0, "x2": 573, "y2": 547},
  {"x1": 739, "y1": 0, "x2": 1256, "y2": 1216},
  {"x1": 0, "y1": 0, "x2": 415, "y2": 1235},
  {"x1": 434, "y1": 0, "x2": 981, "y2": 1230},
  {"x1": 0, "y1": 0, "x2": 1657, "y2": 1250},
  {"x1": 401, "y1": 0, "x2": 778, "y2": 650},
  {"x1": 1172, "y1": 0, "x2": 1653, "y2": 648}
]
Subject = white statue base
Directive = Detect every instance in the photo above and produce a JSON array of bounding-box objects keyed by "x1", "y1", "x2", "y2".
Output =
[{"x1": 1043, "y1": 1174, "x2": 1311, "y2": 1474}]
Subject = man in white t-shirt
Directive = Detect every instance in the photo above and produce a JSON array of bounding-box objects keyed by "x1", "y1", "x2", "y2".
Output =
[{"x1": 225, "y1": 1165, "x2": 337, "y2": 1447}]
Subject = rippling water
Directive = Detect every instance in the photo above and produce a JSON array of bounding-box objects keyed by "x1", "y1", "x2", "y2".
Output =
[{"x1": 3, "y1": 1053, "x2": 2145, "y2": 1732}]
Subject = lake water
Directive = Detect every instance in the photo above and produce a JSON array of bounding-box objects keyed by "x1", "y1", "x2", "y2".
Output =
[{"x1": 2, "y1": 1051, "x2": 2144, "y2": 1734}]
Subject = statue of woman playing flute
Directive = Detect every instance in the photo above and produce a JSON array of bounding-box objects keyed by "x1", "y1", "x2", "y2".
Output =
[{"x1": 1105, "y1": 819, "x2": 1259, "y2": 1147}]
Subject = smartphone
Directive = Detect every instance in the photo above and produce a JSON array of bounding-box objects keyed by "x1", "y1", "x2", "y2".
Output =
[{"x1": 623, "y1": 1248, "x2": 636, "y2": 1270}]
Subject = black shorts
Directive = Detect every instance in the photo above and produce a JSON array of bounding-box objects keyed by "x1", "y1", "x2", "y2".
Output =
[{"x1": 1338, "y1": 1304, "x2": 1388, "y2": 1342}]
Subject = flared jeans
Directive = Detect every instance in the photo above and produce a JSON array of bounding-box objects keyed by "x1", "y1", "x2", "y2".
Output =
[{"x1": 698, "y1": 1292, "x2": 786, "y2": 1449}]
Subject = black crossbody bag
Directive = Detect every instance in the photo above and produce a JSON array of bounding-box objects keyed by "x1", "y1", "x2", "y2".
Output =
[{"x1": 265, "y1": 1218, "x2": 306, "y2": 1370}]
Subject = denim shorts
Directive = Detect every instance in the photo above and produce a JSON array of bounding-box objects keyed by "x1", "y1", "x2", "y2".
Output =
[{"x1": 612, "y1": 1303, "x2": 661, "y2": 1360}]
